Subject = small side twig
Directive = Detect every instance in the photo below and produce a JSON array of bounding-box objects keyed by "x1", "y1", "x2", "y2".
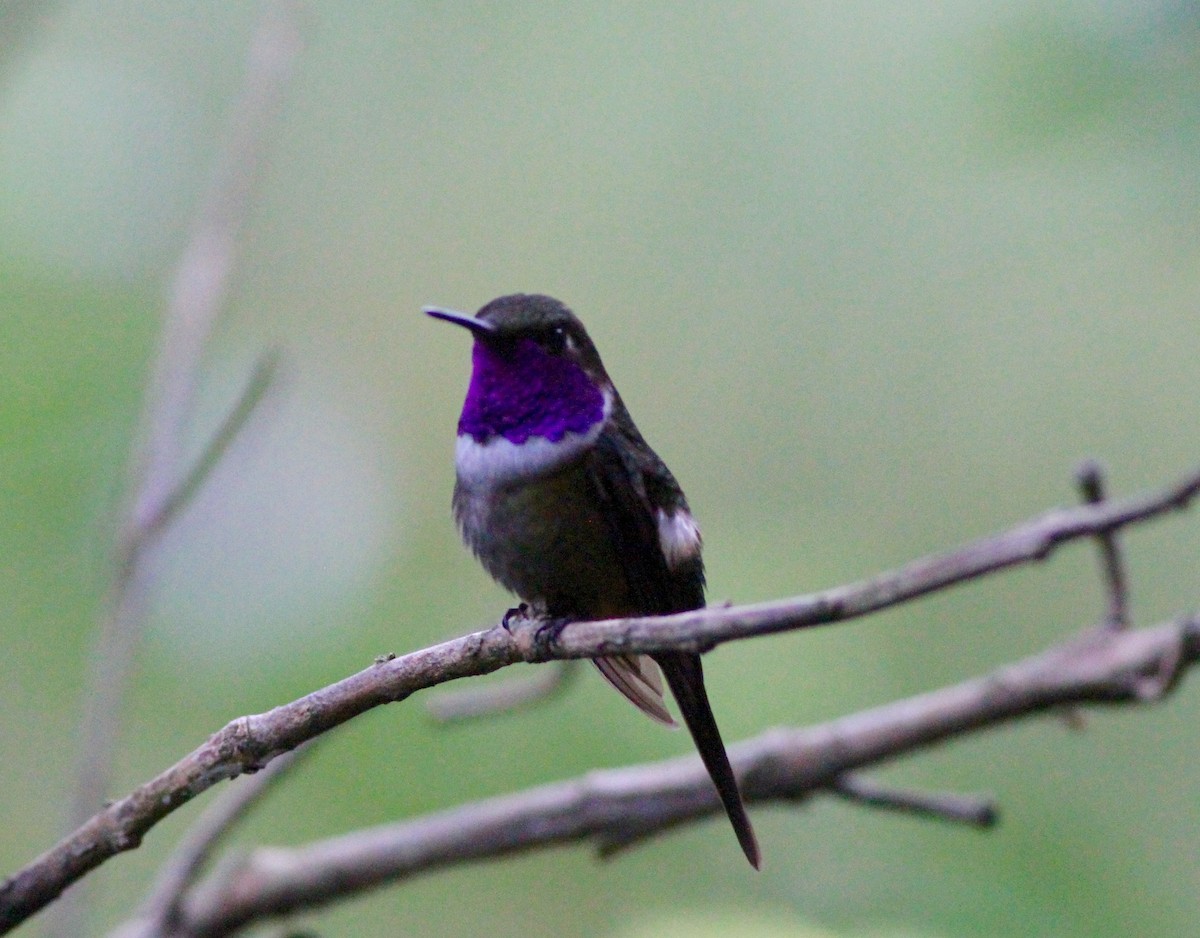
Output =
[
  {"x1": 828, "y1": 773, "x2": 997, "y2": 828},
  {"x1": 426, "y1": 661, "x2": 581, "y2": 722},
  {"x1": 1076, "y1": 459, "x2": 1131, "y2": 630},
  {"x1": 139, "y1": 350, "x2": 280, "y2": 545}
]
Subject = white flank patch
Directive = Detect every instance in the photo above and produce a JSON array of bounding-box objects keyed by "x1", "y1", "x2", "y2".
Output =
[
  {"x1": 455, "y1": 391, "x2": 611, "y2": 489},
  {"x1": 657, "y1": 508, "x2": 701, "y2": 568}
]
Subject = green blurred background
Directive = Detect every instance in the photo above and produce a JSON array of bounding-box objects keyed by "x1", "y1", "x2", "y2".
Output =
[{"x1": 3, "y1": 2, "x2": 1200, "y2": 935}]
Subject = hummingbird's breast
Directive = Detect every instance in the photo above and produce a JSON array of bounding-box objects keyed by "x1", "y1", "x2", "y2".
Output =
[{"x1": 453, "y1": 451, "x2": 633, "y2": 619}]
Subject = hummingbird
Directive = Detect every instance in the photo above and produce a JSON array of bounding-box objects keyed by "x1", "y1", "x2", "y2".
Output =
[{"x1": 426, "y1": 293, "x2": 759, "y2": 868}]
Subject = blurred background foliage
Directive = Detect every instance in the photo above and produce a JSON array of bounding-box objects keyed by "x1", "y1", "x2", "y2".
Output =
[{"x1": 2, "y1": 2, "x2": 1199, "y2": 935}]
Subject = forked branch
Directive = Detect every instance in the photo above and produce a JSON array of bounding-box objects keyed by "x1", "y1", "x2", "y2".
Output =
[
  {"x1": 145, "y1": 616, "x2": 1197, "y2": 936},
  {"x1": 2, "y1": 464, "x2": 1200, "y2": 931}
]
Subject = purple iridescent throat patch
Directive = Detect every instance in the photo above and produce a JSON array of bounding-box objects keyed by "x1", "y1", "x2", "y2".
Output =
[{"x1": 458, "y1": 338, "x2": 605, "y2": 444}]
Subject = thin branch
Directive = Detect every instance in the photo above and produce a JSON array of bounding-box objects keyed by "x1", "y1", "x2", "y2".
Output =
[
  {"x1": 142, "y1": 350, "x2": 281, "y2": 545},
  {"x1": 1075, "y1": 459, "x2": 1131, "y2": 629},
  {"x1": 153, "y1": 616, "x2": 1196, "y2": 937},
  {"x1": 64, "y1": 353, "x2": 279, "y2": 917},
  {"x1": 535, "y1": 463, "x2": 1200, "y2": 661},
  {"x1": 124, "y1": 1, "x2": 300, "y2": 549},
  {"x1": 68, "y1": 0, "x2": 301, "y2": 833},
  {"x1": 4, "y1": 463, "x2": 1200, "y2": 931},
  {"x1": 426, "y1": 661, "x2": 581, "y2": 722},
  {"x1": 110, "y1": 745, "x2": 312, "y2": 938},
  {"x1": 56, "y1": 6, "x2": 301, "y2": 933},
  {"x1": 828, "y1": 774, "x2": 997, "y2": 828}
]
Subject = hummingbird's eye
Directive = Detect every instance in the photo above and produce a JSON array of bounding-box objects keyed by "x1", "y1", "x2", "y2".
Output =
[{"x1": 543, "y1": 326, "x2": 569, "y2": 354}]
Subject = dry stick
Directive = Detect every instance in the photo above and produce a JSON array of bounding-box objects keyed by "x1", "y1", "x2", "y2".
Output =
[
  {"x1": 1055, "y1": 459, "x2": 1133, "y2": 734},
  {"x1": 68, "y1": 353, "x2": 277, "y2": 852},
  {"x1": 428, "y1": 664, "x2": 994, "y2": 820},
  {"x1": 68, "y1": 348, "x2": 278, "y2": 864},
  {"x1": 828, "y1": 774, "x2": 997, "y2": 828},
  {"x1": 1076, "y1": 459, "x2": 1131, "y2": 630},
  {"x1": 66, "y1": 0, "x2": 300, "y2": 841},
  {"x1": 4, "y1": 464, "x2": 1200, "y2": 931},
  {"x1": 50, "y1": 5, "x2": 301, "y2": 935},
  {"x1": 161, "y1": 616, "x2": 1196, "y2": 938},
  {"x1": 541, "y1": 464, "x2": 1200, "y2": 660},
  {"x1": 148, "y1": 351, "x2": 280, "y2": 542},
  {"x1": 426, "y1": 660, "x2": 581, "y2": 722}
]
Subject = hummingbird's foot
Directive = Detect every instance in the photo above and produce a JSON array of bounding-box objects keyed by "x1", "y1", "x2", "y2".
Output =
[
  {"x1": 502, "y1": 603, "x2": 530, "y2": 631},
  {"x1": 533, "y1": 616, "x2": 571, "y2": 654}
]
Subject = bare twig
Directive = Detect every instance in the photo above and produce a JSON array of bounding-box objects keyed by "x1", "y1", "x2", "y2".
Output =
[
  {"x1": 1053, "y1": 458, "x2": 1134, "y2": 731},
  {"x1": 828, "y1": 774, "x2": 997, "y2": 827},
  {"x1": 1076, "y1": 459, "x2": 1130, "y2": 629},
  {"x1": 426, "y1": 661, "x2": 581, "y2": 722},
  {"x1": 145, "y1": 616, "x2": 1195, "y2": 937},
  {"x1": 67, "y1": 0, "x2": 301, "y2": 837},
  {"x1": 142, "y1": 350, "x2": 280, "y2": 546},
  {"x1": 124, "y1": 1, "x2": 299, "y2": 550},
  {"x1": 537, "y1": 463, "x2": 1200, "y2": 661},
  {"x1": 5, "y1": 464, "x2": 1200, "y2": 931},
  {"x1": 55, "y1": 6, "x2": 300, "y2": 933}
]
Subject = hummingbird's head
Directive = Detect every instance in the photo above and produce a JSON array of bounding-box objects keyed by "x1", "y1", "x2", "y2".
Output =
[{"x1": 426, "y1": 294, "x2": 613, "y2": 445}]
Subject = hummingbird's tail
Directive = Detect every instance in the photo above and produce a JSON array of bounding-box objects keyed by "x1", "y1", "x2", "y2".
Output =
[
  {"x1": 655, "y1": 651, "x2": 761, "y2": 869},
  {"x1": 593, "y1": 654, "x2": 677, "y2": 727}
]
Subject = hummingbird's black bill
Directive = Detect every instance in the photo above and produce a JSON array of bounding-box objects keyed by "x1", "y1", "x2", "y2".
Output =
[{"x1": 424, "y1": 306, "x2": 496, "y2": 336}]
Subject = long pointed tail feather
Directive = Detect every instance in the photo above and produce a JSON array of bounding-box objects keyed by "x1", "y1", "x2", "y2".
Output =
[{"x1": 655, "y1": 651, "x2": 760, "y2": 868}]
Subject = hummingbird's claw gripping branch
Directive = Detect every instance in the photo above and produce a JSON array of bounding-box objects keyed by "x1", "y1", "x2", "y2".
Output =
[
  {"x1": 532, "y1": 617, "x2": 573, "y2": 657},
  {"x1": 500, "y1": 603, "x2": 530, "y2": 631}
]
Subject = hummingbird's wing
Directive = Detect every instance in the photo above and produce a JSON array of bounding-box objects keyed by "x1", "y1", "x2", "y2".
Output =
[
  {"x1": 583, "y1": 414, "x2": 761, "y2": 868},
  {"x1": 580, "y1": 419, "x2": 698, "y2": 727},
  {"x1": 576, "y1": 410, "x2": 700, "y2": 729},
  {"x1": 584, "y1": 410, "x2": 706, "y2": 613}
]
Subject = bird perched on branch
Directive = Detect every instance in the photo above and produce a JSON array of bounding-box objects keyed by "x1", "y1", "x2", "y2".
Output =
[{"x1": 427, "y1": 293, "x2": 759, "y2": 868}]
